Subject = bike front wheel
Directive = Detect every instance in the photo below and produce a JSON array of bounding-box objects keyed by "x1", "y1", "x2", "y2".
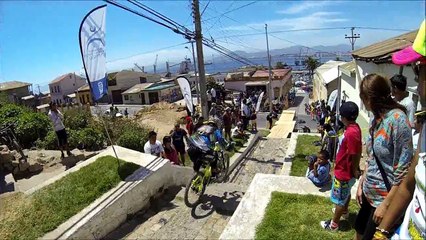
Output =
[
  {"x1": 184, "y1": 172, "x2": 206, "y2": 208},
  {"x1": 215, "y1": 152, "x2": 230, "y2": 183}
]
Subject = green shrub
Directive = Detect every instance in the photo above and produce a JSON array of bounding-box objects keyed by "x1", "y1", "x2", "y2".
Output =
[
  {"x1": 79, "y1": 127, "x2": 105, "y2": 151},
  {"x1": 16, "y1": 112, "x2": 51, "y2": 148},
  {"x1": 0, "y1": 104, "x2": 29, "y2": 125},
  {"x1": 113, "y1": 120, "x2": 150, "y2": 152},
  {"x1": 35, "y1": 130, "x2": 58, "y2": 150},
  {"x1": 63, "y1": 108, "x2": 92, "y2": 130}
]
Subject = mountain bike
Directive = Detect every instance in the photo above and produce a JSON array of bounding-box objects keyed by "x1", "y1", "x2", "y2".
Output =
[
  {"x1": 184, "y1": 141, "x2": 230, "y2": 208},
  {"x1": 0, "y1": 123, "x2": 27, "y2": 162}
]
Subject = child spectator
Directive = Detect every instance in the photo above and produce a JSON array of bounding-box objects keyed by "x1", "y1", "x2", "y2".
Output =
[
  {"x1": 163, "y1": 136, "x2": 179, "y2": 165},
  {"x1": 307, "y1": 150, "x2": 331, "y2": 187},
  {"x1": 321, "y1": 101, "x2": 362, "y2": 231}
]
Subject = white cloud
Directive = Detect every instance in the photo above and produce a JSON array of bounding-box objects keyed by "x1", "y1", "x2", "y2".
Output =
[
  {"x1": 277, "y1": 1, "x2": 337, "y2": 14},
  {"x1": 223, "y1": 12, "x2": 348, "y2": 32}
]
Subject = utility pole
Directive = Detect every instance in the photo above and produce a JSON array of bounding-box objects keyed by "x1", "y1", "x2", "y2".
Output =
[
  {"x1": 186, "y1": 41, "x2": 201, "y2": 106},
  {"x1": 345, "y1": 27, "x2": 360, "y2": 51},
  {"x1": 265, "y1": 24, "x2": 273, "y2": 112},
  {"x1": 192, "y1": 0, "x2": 208, "y2": 118}
]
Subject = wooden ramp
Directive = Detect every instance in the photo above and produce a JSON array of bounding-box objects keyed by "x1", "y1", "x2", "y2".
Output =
[{"x1": 267, "y1": 110, "x2": 296, "y2": 139}]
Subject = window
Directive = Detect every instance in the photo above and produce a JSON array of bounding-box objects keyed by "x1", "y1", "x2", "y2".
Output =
[
  {"x1": 140, "y1": 77, "x2": 147, "y2": 83},
  {"x1": 124, "y1": 95, "x2": 129, "y2": 100}
]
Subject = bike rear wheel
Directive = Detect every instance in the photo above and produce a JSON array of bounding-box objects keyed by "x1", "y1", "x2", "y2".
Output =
[
  {"x1": 215, "y1": 152, "x2": 230, "y2": 183},
  {"x1": 184, "y1": 172, "x2": 206, "y2": 208}
]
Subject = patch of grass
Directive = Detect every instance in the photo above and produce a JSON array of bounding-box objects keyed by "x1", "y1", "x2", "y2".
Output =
[
  {"x1": 255, "y1": 192, "x2": 359, "y2": 240},
  {"x1": 0, "y1": 156, "x2": 140, "y2": 240},
  {"x1": 258, "y1": 129, "x2": 271, "y2": 138},
  {"x1": 290, "y1": 135, "x2": 321, "y2": 176}
]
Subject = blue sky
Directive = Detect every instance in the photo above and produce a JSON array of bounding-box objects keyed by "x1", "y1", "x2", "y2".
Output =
[{"x1": 0, "y1": 0, "x2": 424, "y2": 90}]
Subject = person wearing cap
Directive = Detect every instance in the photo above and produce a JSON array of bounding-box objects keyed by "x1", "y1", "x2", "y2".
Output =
[
  {"x1": 321, "y1": 101, "x2": 362, "y2": 232},
  {"x1": 144, "y1": 131, "x2": 165, "y2": 158},
  {"x1": 390, "y1": 74, "x2": 416, "y2": 127},
  {"x1": 373, "y1": 20, "x2": 426, "y2": 240},
  {"x1": 353, "y1": 73, "x2": 413, "y2": 240},
  {"x1": 170, "y1": 123, "x2": 187, "y2": 166},
  {"x1": 222, "y1": 107, "x2": 233, "y2": 141}
]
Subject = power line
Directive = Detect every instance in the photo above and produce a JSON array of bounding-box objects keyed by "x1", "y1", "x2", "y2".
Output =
[
  {"x1": 213, "y1": 26, "x2": 413, "y2": 40},
  {"x1": 200, "y1": 0, "x2": 210, "y2": 16},
  {"x1": 202, "y1": 1, "x2": 257, "y2": 23},
  {"x1": 105, "y1": 0, "x2": 256, "y2": 67}
]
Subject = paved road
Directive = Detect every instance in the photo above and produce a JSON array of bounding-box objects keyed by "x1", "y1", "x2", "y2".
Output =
[
  {"x1": 105, "y1": 136, "x2": 290, "y2": 239},
  {"x1": 288, "y1": 92, "x2": 319, "y2": 133}
]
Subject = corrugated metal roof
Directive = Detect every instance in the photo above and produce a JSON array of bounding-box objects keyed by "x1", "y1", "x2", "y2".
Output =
[
  {"x1": 315, "y1": 61, "x2": 346, "y2": 84},
  {"x1": 0, "y1": 81, "x2": 31, "y2": 91},
  {"x1": 21, "y1": 95, "x2": 35, "y2": 100},
  {"x1": 122, "y1": 83, "x2": 153, "y2": 94},
  {"x1": 352, "y1": 29, "x2": 418, "y2": 63}
]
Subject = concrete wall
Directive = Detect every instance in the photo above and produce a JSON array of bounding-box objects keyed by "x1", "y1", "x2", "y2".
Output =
[
  {"x1": 40, "y1": 146, "x2": 194, "y2": 240},
  {"x1": 123, "y1": 93, "x2": 143, "y2": 105}
]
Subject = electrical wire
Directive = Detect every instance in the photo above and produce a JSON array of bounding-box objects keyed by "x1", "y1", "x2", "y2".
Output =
[
  {"x1": 200, "y1": 0, "x2": 210, "y2": 16},
  {"x1": 202, "y1": 1, "x2": 257, "y2": 23}
]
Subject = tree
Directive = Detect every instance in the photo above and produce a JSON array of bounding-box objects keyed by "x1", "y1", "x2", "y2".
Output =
[
  {"x1": 274, "y1": 61, "x2": 287, "y2": 69},
  {"x1": 304, "y1": 56, "x2": 320, "y2": 81}
]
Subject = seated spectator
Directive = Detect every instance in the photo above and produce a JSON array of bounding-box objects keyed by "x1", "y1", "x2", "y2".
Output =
[
  {"x1": 163, "y1": 136, "x2": 179, "y2": 165},
  {"x1": 231, "y1": 121, "x2": 245, "y2": 139},
  {"x1": 307, "y1": 150, "x2": 331, "y2": 187}
]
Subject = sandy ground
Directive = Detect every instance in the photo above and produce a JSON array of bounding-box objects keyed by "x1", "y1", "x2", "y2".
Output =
[{"x1": 134, "y1": 102, "x2": 187, "y2": 140}]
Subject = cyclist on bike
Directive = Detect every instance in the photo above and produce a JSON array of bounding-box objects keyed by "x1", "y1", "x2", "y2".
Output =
[{"x1": 186, "y1": 119, "x2": 232, "y2": 174}]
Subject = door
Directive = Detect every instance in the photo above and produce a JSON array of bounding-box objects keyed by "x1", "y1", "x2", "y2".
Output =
[
  {"x1": 112, "y1": 90, "x2": 123, "y2": 104},
  {"x1": 148, "y1": 92, "x2": 159, "y2": 104}
]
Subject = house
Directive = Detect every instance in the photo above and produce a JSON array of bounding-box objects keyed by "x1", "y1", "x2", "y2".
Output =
[
  {"x1": 39, "y1": 91, "x2": 51, "y2": 105},
  {"x1": 0, "y1": 81, "x2": 32, "y2": 104},
  {"x1": 49, "y1": 73, "x2": 86, "y2": 105},
  {"x1": 106, "y1": 70, "x2": 162, "y2": 104},
  {"x1": 76, "y1": 84, "x2": 93, "y2": 105},
  {"x1": 352, "y1": 29, "x2": 420, "y2": 112},
  {"x1": 121, "y1": 79, "x2": 182, "y2": 105},
  {"x1": 250, "y1": 69, "x2": 293, "y2": 101},
  {"x1": 312, "y1": 60, "x2": 346, "y2": 102}
]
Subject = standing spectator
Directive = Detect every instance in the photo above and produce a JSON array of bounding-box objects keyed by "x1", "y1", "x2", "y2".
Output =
[
  {"x1": 48, "y1": 102, "x2": 72, "y2": 159},
  {"x1": 194, "y1": 116, "x2": 204, "y2": 132},
  {"x1": 144, "y1": 131, "x2": 165, "y2": 157},
  {"x1": 241, "y1": 99, "x2": 250, "y2": 130},
  {"x1": 321, "y1": 101, "x2": 362, "y2": 231},
  {"x1": 209, "y1": 103, "x2": 217, "y2": 117},
  {"x1": 210, "y1": 87, "x2": 216, "y2": 103},
  {"x1": 353, "y1": 74, "x2": 413, "y2": 240},
  {"x1": 266, "y1": 112, "x2": 274, "y2": 130},
  {"x1": 390, "y1": 74, "x2": 416, "y2": 127},
  {"x1": 372, "y1": 22, "x2": 425, "y2": 239},
  {"x1": 223, "y1": 107, "x2": 233, "y2": 141},
  {"x1": 207, "y1": 90, "x2": 212, "y2": 111},
  {"x1": 171, "y1": 123, "x2": 187, "y2": 166},
  {"x1": 250, "y1": 105, "x2": 258, "y2": 132},
  {"x1": 163, "y1": 136, "x2": 179, "y2": 165},
  {"x1": 185, "y1": 116, "x2": 194, "y2": 135},
  {"x1": 412, "y1": 111, "x2": 425, "y2": 153},
  {"x1": 124, "y1": 108, "x2": 129, "y2": 118}
]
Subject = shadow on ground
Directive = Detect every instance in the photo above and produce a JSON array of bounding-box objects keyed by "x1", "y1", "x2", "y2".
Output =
[{"x1": 191, "y1": 190, "x2": 244, "y2": 219}]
